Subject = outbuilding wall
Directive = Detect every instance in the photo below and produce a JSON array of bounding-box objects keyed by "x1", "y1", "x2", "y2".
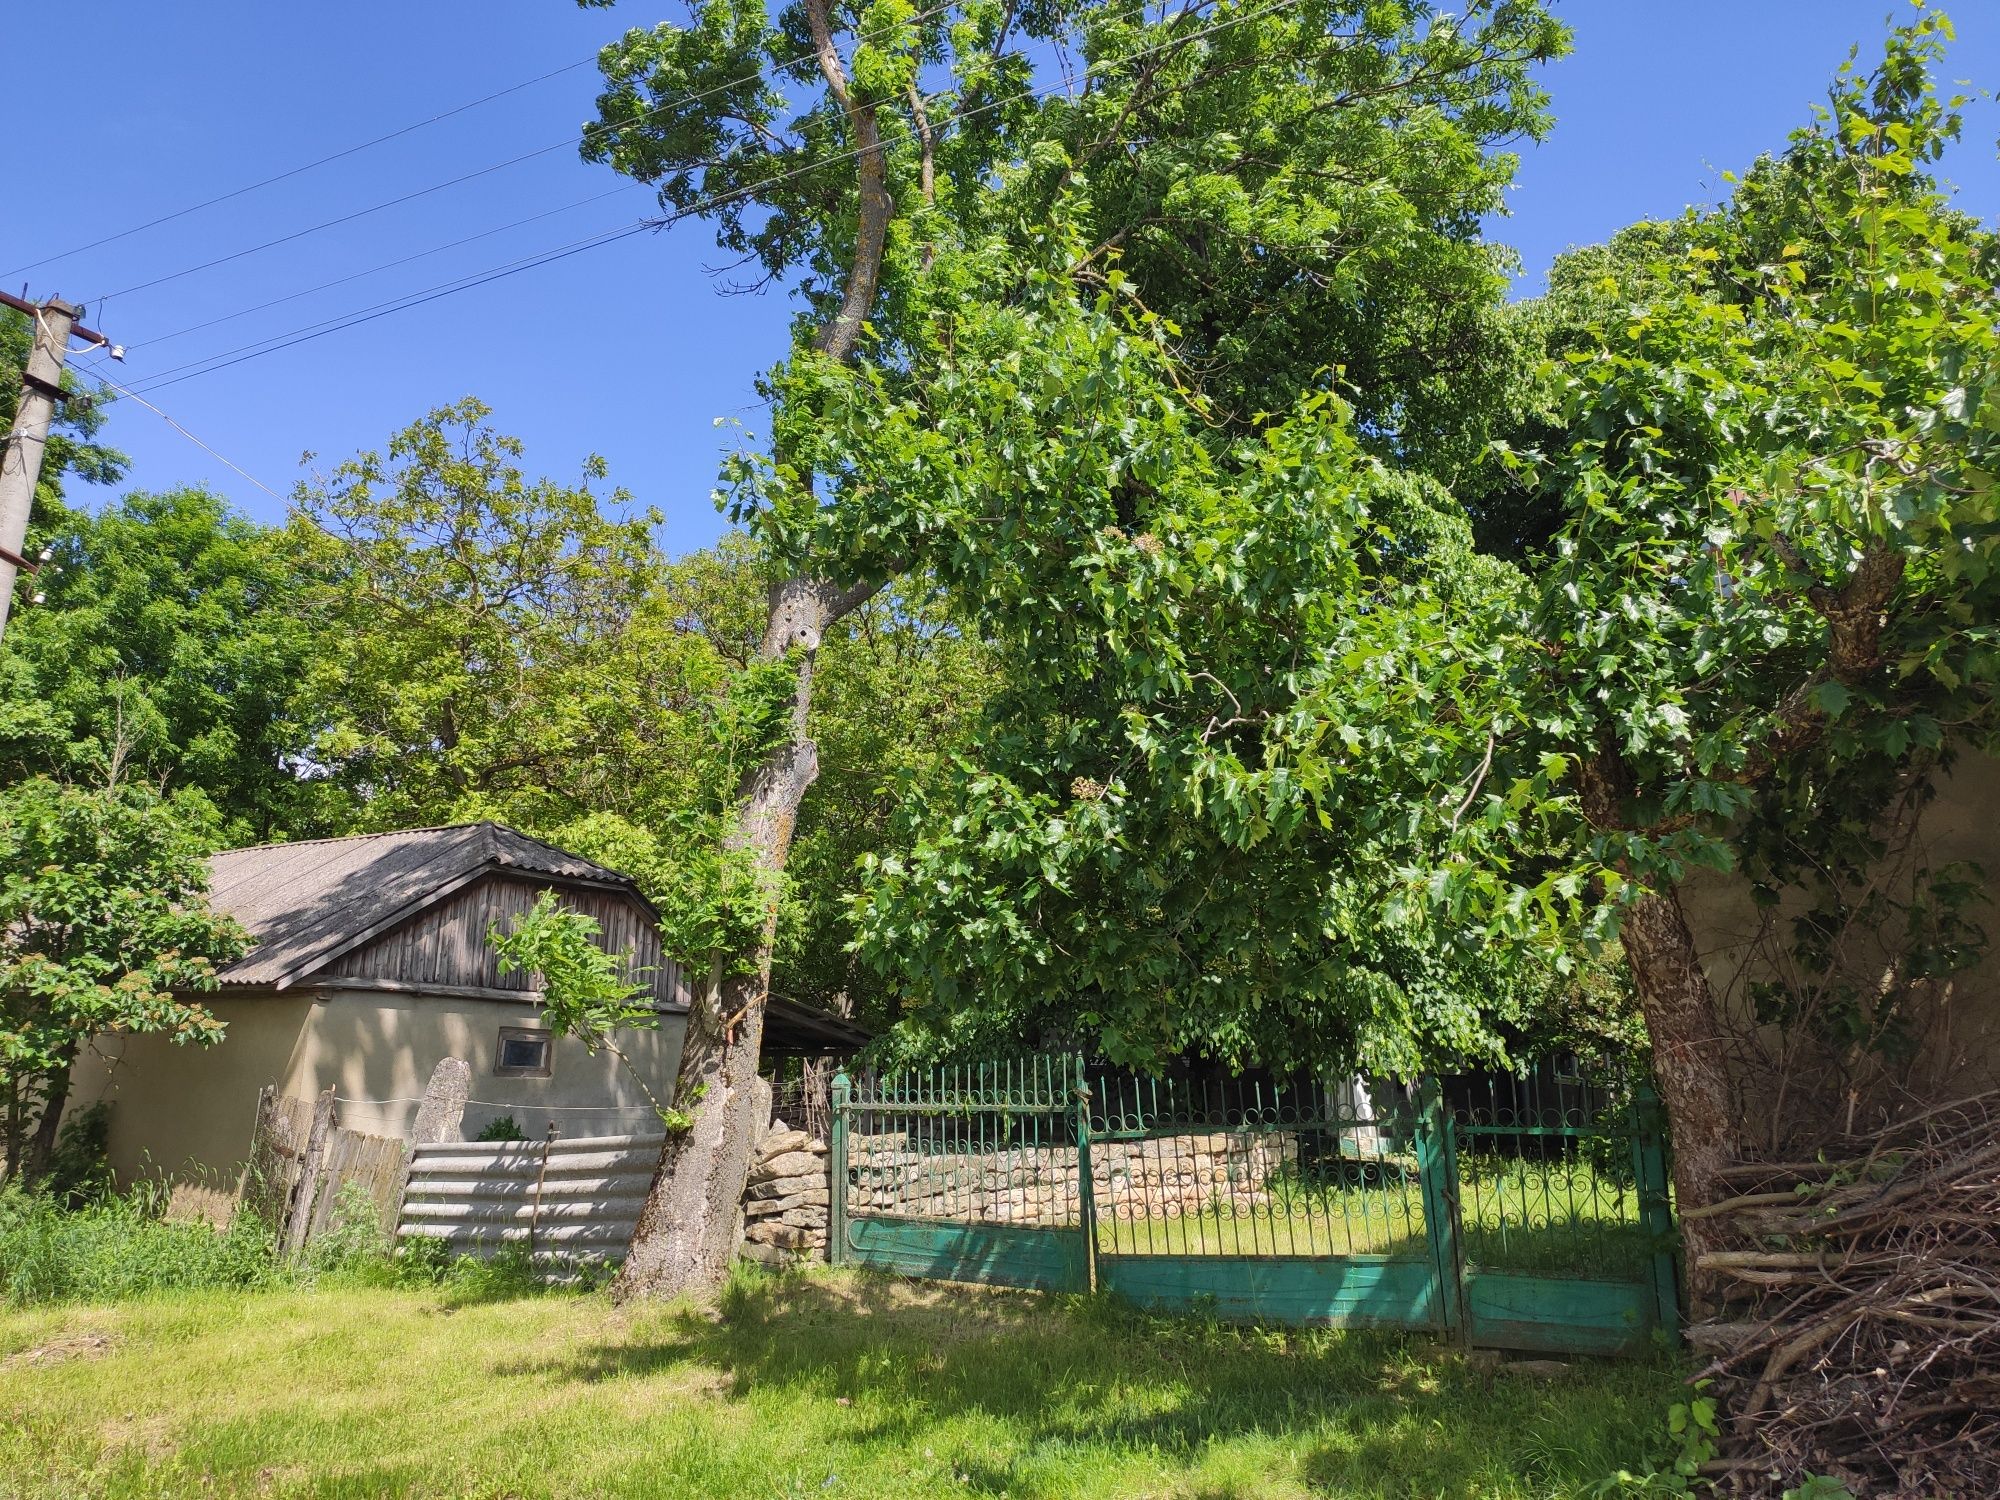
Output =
[
  {"x1": 296, "y1": 988, "x2": 687, "y2": 1142},
  {"x1": 1681, "y1": 750, "x2": 2000, "y2": 1091},
  {"x1": 70, "y1": 993, "x2": 317, "y2": 1189}
]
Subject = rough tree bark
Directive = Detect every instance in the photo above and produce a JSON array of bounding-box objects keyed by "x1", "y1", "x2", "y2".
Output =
[
  {"x1": 1618, "y1": 886, "x2": 1737, "y2": 1313},
  {"x1": 616, "y1": 581, "x2": 877, "y2": 1296},
  {"x1": 21, "y1": 1046, "x2": 77, "y2": 1182},
  {"x1": 1578, "y1": 751, "x2": 1740, "y2": 1314},
  {"x1": 1575, "y1": 542, "x2": 1906, "y2": 1317},
  {"x1": 614, "y1": 0, "x2": 891, "y2": 1299}
]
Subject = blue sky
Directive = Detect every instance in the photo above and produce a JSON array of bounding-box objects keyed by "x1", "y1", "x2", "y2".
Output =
[{"x1": 18, "y1": 2, "x2": 1999, "y2": 555}]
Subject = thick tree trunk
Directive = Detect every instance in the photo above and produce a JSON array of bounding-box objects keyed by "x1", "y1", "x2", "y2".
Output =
[
  {"x1": 22, "y1": 1054, "x2": 75, "y2": 1183},
  {"x1": 1578, "y1": 749, "x2": 1740, "y2": 1317},
  {"x1": 615, "y1": 0, "x2": 892, "y2": 1299},
  {"x1": 614, "y1": 580, "x2": 872, "y2": 1300},
  {"x1": 1618, "y1": 883, "x2": 1739, "y2": 1316}
]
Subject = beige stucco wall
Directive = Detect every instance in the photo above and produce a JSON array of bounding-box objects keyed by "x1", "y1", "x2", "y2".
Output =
[
  {"x1": 294, "y1": 989, "x2": 688, "y2": 1143},
  {"x1": 1681, "y1": 750, "x2": 2000, "y2": 1089},
  {"x1": 70, "y1": 993, "x2": 316, "y2": 1190},
  {"x1": 67, "y1": 988, "x2": 689, "y2": 1189}
]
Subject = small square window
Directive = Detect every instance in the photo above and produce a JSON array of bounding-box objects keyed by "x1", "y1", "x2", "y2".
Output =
[{"x1": 494, "y1": 1027, "x2": 552, "y2": 1078}]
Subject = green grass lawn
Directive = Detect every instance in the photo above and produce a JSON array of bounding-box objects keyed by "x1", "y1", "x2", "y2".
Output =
[
  {"x1": 1079, "y1": 1160, "x2": 1654, "y2": 1280},
  {"x1": 0, "y1": 1266, "x2": 1681, "y2": 1499}
]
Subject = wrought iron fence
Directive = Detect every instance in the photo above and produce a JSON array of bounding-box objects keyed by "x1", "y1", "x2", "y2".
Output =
[{"x1": 830, "y1": 1054, "x2": 1679, "y2": 1355}]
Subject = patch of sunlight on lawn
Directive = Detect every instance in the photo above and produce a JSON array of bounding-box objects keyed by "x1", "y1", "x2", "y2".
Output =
[{"x1": 0, "y1": 1268, "x2": 1679, "y2": 1499}]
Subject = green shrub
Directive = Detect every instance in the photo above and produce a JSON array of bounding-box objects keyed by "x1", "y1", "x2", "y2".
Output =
[
  {"x1": 42, "y1": 1101, "x2": 115, "y2": 1208},
  {"x1": 474, "y1": 1115, "x2": 527, "y2": 1142}
]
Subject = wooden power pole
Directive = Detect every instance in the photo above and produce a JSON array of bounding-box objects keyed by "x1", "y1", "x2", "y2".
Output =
[{"x1": 0, "y1": 291, "x2": 121, "y2": 642}]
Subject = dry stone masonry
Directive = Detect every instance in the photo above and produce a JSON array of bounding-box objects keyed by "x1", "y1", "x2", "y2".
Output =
[
  {"x1": 848, "y1": 1129, "x2": 1300, "y2": 1226},
  {"x1": 736, "y1": 1117, "x2": 1344, "y2": 1266},
  {"x1": 738, "y1": 1121, "x2": 832, "y2": 1266}
]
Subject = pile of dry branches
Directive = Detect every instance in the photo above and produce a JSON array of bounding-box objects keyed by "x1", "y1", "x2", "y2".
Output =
[{"x1": 1687, "y1": 1094, "x2": 2000, "y2": 1496}]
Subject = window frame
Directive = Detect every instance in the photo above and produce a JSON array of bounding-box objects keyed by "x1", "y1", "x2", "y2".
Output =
[{"x1": 493, "y1": 1025, "x2": 553, "y2": 1079}]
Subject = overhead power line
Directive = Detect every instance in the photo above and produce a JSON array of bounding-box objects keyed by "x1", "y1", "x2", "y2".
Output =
[
  {"x1": 2, "y1": 56, "x2": 600, "y2": 281},
  {"x1": 130, "y1": 185, "x2": 645, "y2": 352},
  {"x1": 119, "y1": 0, "x2": 1284, "y2": 400},
  {"x1": 84, "y1": 0, "x2": 961, "y2": 306},
  {"x1": 68, "y1": 362, "x2": 283, "y2": 498},
  {"x1": 124, "y1": 220, "x2": 664, "y2": 395}
]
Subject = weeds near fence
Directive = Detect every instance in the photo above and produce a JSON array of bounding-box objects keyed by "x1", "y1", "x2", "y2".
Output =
[
  {"x1": 0, "y1": 1185, "x2": 287, "y2": 1306},
  {"x1": 0, "y1": 1178, "x2": 584, "y2": 1309}
]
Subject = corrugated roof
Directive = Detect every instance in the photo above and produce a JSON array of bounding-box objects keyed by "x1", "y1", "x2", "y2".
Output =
[{"x1": 210, "y1": 822, "x2": 637, "y2": 988}]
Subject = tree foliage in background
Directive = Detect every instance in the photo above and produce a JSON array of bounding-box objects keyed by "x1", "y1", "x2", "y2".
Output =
[
  {"x1": 290, "y1": 397, "x2": 713, "y2": 834},
  {"x1": 0, "y1": 778, "x2": 244, "y2": 1182},
  {"x1": 0, "y1": 490, "x2": 328, "y2": 845},
  {"x1": 1281, "y1": 13, "x2": 2000, "y2": 1295}
]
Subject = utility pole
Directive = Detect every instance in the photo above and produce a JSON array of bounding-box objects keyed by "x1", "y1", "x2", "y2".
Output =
[{"x1": 0, "y1": 290, "x2": 121, "y2": 642}]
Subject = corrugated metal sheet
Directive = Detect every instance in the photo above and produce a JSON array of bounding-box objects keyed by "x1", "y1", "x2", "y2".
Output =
[
  {"x1": 396, "y1": 1133, "x2": 665, "y2": 1275},
  {"x1": 208, "y1": 823, "x2": 649, "y2": 988}
]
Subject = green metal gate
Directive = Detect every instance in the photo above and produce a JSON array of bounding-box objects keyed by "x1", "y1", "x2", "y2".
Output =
[{"x1": 830, "y1": 1056, "x2": 1679, "y2": 1357}]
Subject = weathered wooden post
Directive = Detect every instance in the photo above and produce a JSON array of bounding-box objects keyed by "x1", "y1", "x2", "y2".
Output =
[
  {"x1": 243, "y1": 1085, "x2": 291, "y2": 1230},
  {"x1": 282, "y1": 1087, "x2": 338, "y2": 1257},
  {"x1": 828, "y1": 1070, "x2": 850, "y2": 1266}
]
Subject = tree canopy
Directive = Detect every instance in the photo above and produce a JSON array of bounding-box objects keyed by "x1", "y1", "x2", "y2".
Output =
[
  {"x1": 0, "y1": 489, "x2": 327, "y2": 846},
  {"x1": 0, "y1": 777, "x2": 244, "y2": 1181}
]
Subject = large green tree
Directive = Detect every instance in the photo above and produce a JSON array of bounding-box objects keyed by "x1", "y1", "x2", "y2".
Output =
[
  {"x1": 1282, "y1": 14, "x2": 2000, "y2": 1302},
  {"x1": 0, "y1": 777, "x2": 245, "y2": 1181},
  {"x1": 291, "y1": 399, "x2": 721, "y2": 834},
  {"x1": 575, "y1": 0, "x2": 1565, "y2": 1294},
  {"x1": 0, "y1": 489, "x2": 327, "y2": 845}
]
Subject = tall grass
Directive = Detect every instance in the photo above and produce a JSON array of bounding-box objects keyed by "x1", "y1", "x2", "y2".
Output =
[
  {"x1": 0, "y1": 1186, "x2": 288, "y2": 1306},
  {"x1": 0, "y1": 1180, "x2": 598, "y2": 1309}
]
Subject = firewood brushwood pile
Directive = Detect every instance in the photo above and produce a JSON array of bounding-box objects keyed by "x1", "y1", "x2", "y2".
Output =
[{"x1": 1686, "y1": 1094, "x2": 2000, "y2": 1496}]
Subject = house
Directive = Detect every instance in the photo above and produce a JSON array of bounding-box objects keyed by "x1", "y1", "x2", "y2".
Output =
[{"x1": 68, "y1": 822, "x2": 865, "y2": 1187}]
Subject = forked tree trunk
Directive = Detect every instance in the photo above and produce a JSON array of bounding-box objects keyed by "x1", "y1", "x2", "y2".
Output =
[
  {"x1": 1617, "y1": 883, "x2": 1738, "y2": 1316},
  {"x1": 613, "y1": 0, "x2": 892, "y2": 1301},
  {"x1": 614, "y1": 580, "x2": 870, "y2": 1299}
]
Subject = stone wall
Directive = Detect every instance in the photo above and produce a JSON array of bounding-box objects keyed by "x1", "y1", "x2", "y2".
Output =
[
  {"x1": 849, "y1": 1129, "x2": 1299, "y2": 1227},
  {"x1": 738, "y1": 1119, "x2": 1327, "y2": 1266},
  {"x1": 738, "y1": 1121, "x2": 831, "y2": 1267}
]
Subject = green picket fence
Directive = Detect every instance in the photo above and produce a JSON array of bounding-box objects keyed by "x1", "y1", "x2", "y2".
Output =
[{"x1": 829, "y1": 1056, "x2": 1680, "y2": 1357}]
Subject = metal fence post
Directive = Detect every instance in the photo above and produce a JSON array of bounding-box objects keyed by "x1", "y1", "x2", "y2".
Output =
[
  {"x1": 1072, "y1": 1054, "x2": 1099, "y2": 1294},
  {"x1": 1415, "y1": 1077, "x2": 1467, "y2": 1340},
  {"x1": 1631, "y1": 1082, "x2": 1681, "y2": 1340},
  {"x1": 829, "y1": 1070, "x2": 851, "y2": 1267}
]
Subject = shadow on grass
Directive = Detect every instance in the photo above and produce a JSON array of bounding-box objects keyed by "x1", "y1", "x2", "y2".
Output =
[{"x1": 493, "y1": 1268, "x2": 1676, "y2": 1498}]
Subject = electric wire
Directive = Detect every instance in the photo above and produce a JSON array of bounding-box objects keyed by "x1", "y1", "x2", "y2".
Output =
[
  {"x1": 119, "y1": 0, "x2": 1269, "y2": 399},
  {"x1": 84, "y1": 0, "x2": 965, "y2": 305},
  {"x1": 67, "y1": 362, "x2": 283, "y2": 498},
  {"x1": 2, "y1": 56, "x2": 602, "y2": 281},
  {"x1": 130, "y1": 183, "x2": 645, "y2": 352},
  {"x1": 122, "y1": 219, "x2": 663, "y2": 395}
]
